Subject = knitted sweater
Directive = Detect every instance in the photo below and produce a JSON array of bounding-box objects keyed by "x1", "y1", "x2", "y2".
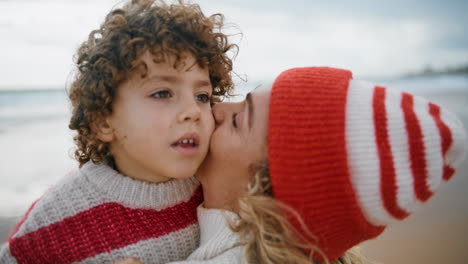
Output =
[
  {"x1": 168, "y1": 206, "x2": 243, "y2": 264},
  {"x1": 0, "y1": 162, "x2": 203, "y2": 264}
]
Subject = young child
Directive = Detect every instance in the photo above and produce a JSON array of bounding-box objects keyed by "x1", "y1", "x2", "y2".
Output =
[{"x1": 0, "y1": 0, "x2": 236, "y2": 263}]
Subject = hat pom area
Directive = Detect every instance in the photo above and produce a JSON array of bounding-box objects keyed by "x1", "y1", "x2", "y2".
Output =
[{"x1": 267, "y1": 67, "x2": 467, "y2": 261}]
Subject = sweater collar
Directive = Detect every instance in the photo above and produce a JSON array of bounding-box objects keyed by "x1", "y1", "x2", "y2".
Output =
[{"x1": 80, "y1": 161, "x2": 200, "y2": 209}]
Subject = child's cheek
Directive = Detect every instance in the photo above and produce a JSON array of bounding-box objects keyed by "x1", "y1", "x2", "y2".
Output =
[
  {"x1": 201, "y1": 106, "x2": 215, "y2": 138},
  {"x1": 207, "y1": 109, "x2": 215, "y2": 137}
]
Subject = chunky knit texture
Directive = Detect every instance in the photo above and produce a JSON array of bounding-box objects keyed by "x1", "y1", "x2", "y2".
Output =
[
  {"x1": 268, "y1": 67, "x2": 467, "y2": 261},
  {"x1": 0, "y1": 162, "x2": 203, "y2": 264},
  {"x1": 168, "y1": 206, "x2": 243, "y2": 264}
]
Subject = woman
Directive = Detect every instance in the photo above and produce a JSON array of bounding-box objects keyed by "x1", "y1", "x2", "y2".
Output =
[{"x1": 121, "y1": 67, "x2": 466, "y2": 264}]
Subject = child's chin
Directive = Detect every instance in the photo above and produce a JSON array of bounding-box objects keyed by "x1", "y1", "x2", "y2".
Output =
[{"x1": 169, "y1": 165, "x2": 200, "y2": 180}]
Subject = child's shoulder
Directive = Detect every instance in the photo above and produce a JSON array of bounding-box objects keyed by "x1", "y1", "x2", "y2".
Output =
[
  {"x1": 9, "y1": 163, "x2": 109, "y2": 239},
  {"x1": 5, "y1": 163, "x2": 204, "y2": 263}
]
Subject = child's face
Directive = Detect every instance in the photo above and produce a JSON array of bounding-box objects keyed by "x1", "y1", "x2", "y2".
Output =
[{"x1": 103, "y1": 50, "x2": 214, "y2": 183}]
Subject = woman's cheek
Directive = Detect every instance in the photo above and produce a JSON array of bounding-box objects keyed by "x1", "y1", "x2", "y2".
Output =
[
  {"x1": 212, "y1": 131, "x2": 238, "y2": 159},
  {"x1": 209, "y1": 129, "x2": 225, "y2": 156}
]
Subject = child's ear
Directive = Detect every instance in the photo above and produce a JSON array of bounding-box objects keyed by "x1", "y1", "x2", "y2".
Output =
[{"x1": 91, "y1": 117, "x2": 114, "y2": 142}]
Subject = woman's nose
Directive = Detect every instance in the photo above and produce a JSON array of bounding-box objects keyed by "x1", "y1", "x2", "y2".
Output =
[
  {"x1": 212, "y1": 102, "x2": 242, "y2": 125},
  {"x1": 211, "y1": 103, "x2": 227, "y2": 124}
]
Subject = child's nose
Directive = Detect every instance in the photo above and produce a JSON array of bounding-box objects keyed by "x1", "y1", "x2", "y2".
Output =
[{"x1": 178, "y1": 98, "x2": 201, "y2": 122}]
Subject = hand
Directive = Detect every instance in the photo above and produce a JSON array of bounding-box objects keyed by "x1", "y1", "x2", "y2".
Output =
[{"x1": 114, "y1": 257, "x2": 144, "y2": 264}]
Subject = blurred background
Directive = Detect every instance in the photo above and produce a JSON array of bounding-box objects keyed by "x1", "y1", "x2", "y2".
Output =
[{"x1": 1, "y1": 0, "x2": 467, "y2": 263}]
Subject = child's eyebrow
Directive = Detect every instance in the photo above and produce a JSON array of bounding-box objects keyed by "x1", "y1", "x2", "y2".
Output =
[
  {"x1": 146, "y1": 74, "x2": 178, "y2": 83},
  {"x1": 194, "y1": 79, "x2": 211, "y2": 88},
  {"x1": 141, "y1": 75, "x2": 180, "y2": 87},
  {"x1": 143, "y1": 75, "x2": 210, "y2": 88}
]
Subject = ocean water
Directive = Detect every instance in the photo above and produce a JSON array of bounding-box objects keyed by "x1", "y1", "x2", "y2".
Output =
[
  {"x1": 372, "y1": 74, "x2": 468, "y2": 95},
  {"x1": 0, "y1": 89, "x2": 75, "y2": 217},
  {"x1": 0, "y1": 89, "x2": 70, "y2": 132},
  {"x1": 0, "y1": 75, "x2": 467, "y2": 217}
]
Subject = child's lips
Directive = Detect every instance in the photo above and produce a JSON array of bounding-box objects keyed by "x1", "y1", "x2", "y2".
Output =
[
  {"x1": 172, "y1": 144, "x2": 199, "y2": 157},
  {"x1": 171, "y1": 133, "x2": 200, "y2": 157}
]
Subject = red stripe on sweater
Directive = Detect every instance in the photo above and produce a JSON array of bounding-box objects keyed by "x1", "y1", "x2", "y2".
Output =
[
  {"x1": 7, "y1": 199, "x2": 41, "y2": 243},
  {"x1": 373, "y1": 86, "x2": 409, "y2": 219},
  {"x1": 428, "y1": 102, "x2": 455, "y2": 181},
  {"x1": 401, "y1": 93, "x2": 433, "y2": 201},
  {"x1": 10, "y1": 187, "x2": 203, "y2": 264}
]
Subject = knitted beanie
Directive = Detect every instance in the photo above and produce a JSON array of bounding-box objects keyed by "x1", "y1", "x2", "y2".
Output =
[{"x1": 267, "y1": 67, "x2": 467, "y2": 261}]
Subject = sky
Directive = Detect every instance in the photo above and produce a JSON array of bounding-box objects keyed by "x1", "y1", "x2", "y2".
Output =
[{"x1": 0, "y1": 0, "x2": 467, "y2": 90}]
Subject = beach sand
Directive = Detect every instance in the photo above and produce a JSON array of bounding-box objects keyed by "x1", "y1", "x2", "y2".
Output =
[{"x1": 0, "y1": 90, "x2": 467, "y2": 263}]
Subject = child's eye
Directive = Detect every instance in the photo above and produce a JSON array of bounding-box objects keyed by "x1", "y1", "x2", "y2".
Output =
[
  {"x1": 195, "y1": 93, "x2": 211, "y2": 103},
  {"x1": 151, "y1": 90, "x2": 172, "y2": 99}
]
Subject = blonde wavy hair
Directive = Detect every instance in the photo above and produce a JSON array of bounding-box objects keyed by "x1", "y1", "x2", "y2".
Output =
[
  {"x1": 68, "y1": 0, "x2": 237, "y2": 167},
  {"x1": 231, "y1": 160, "x2": 371, "y2": 264}
]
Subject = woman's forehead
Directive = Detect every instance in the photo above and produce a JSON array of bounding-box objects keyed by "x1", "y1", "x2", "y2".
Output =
[{"x1": 252, "y1": 83, "x2": 273, "y2": 94}]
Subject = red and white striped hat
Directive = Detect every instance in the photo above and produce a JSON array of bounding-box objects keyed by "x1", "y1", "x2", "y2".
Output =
[{"x1": 268, "y1": 67, "x2": 466, "y2": 261}]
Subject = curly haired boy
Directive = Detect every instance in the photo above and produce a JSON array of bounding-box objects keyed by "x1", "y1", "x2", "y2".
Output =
[{"x1": 0, "y1": 0, "x2": 236, "y2": 263}]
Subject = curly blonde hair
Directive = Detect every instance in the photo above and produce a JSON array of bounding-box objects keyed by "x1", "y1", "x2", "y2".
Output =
[
  {"x1": 231, "y1": 160, "x2": 371, "y2": 264},
  {"x1": 68, "y1": 0, "x2": 237, "y2": 167}
]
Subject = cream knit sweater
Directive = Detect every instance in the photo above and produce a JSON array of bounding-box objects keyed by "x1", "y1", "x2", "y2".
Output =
[{"x1": 169, "y1": 206, "x2": 243, "y2": 264}]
